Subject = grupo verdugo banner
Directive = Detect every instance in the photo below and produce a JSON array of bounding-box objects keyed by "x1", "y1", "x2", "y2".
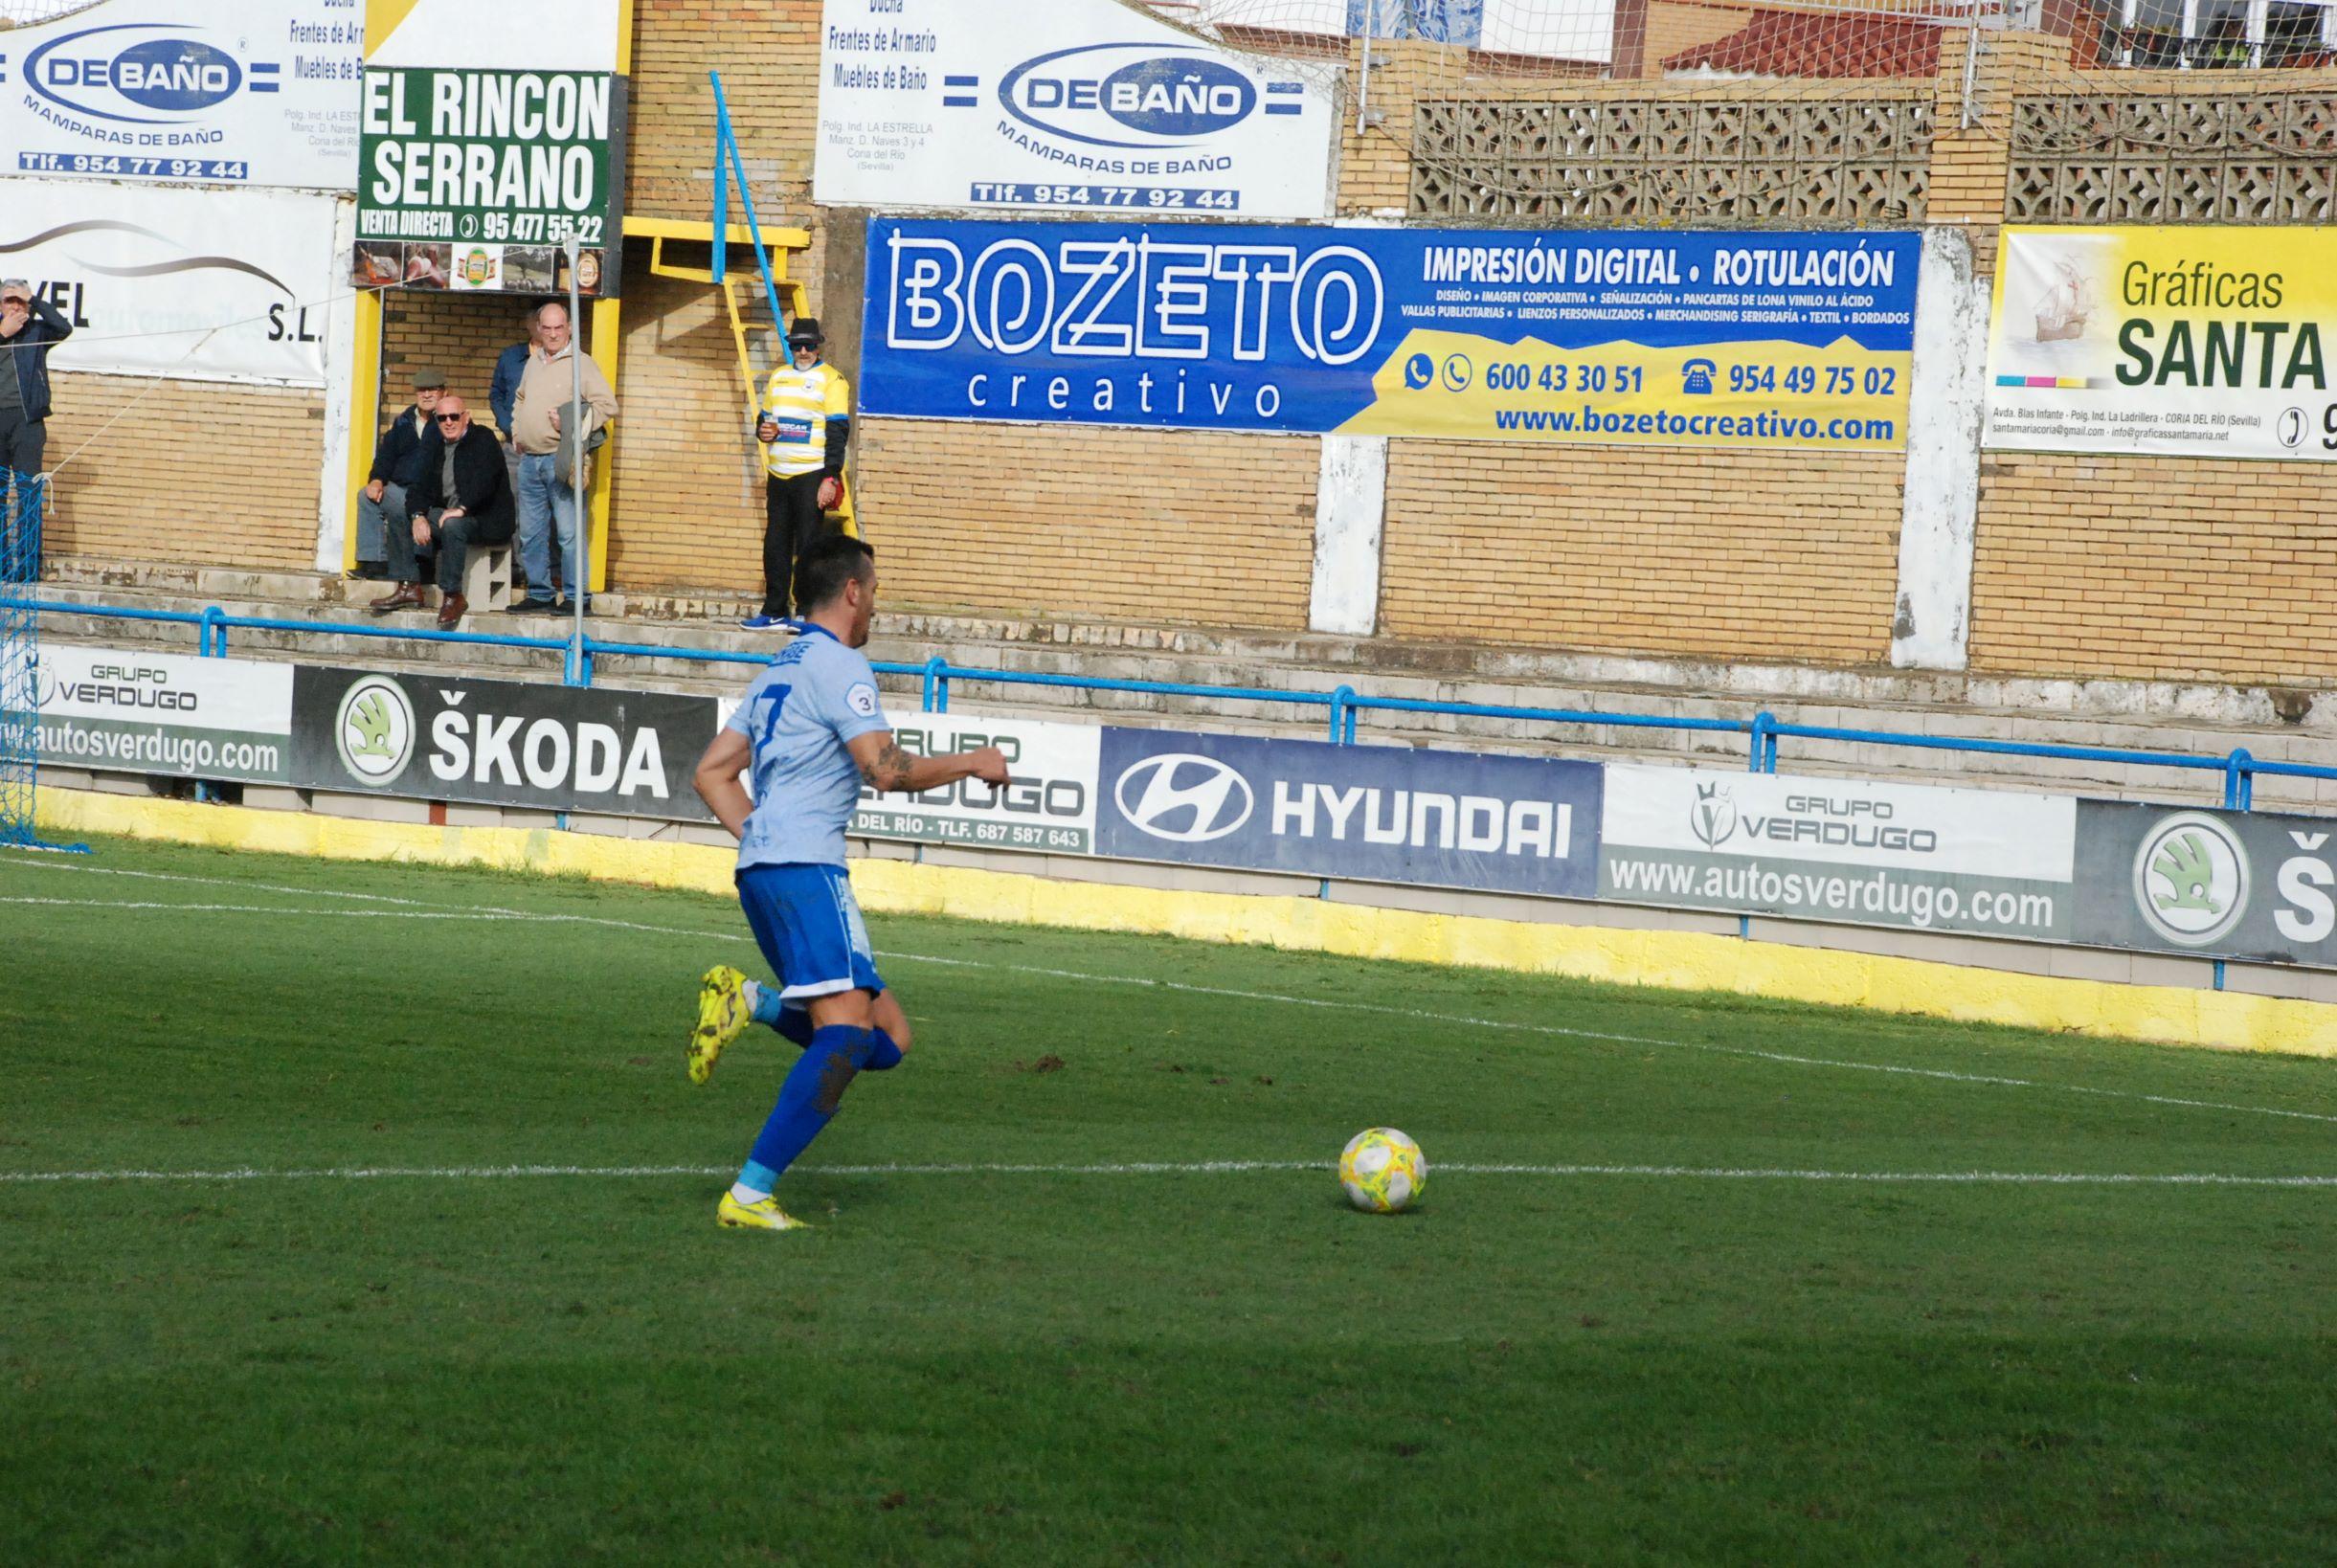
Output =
[{"x1": 862, "y1": 218, "x2": 1919, "y2": 449}]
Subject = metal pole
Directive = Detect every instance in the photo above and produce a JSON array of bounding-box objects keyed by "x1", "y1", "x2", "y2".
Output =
[{"x1": 566, "y1": 233, "x2": 586, "y2": 684}]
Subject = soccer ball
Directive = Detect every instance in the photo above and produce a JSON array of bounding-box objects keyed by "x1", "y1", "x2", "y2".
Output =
[{"x1": 1338, "y1": 1128, "x2": 1426, "y2": 1214}]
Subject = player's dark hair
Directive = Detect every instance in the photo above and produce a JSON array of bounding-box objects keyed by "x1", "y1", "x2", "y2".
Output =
[{"x1": 795, "y1": 534, "x2": 876, "y2": 612}]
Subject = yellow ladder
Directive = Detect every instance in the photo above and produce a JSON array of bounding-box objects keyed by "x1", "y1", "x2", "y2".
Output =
[{"x1": 625, "y1": 215, "x2": 856, "y2": 534}]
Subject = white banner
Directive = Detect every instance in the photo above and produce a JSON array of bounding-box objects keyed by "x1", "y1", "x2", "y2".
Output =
[
  {"x1": 815, "y1": 0, "x2": 1337, "y2": 219},
  {"x1": 2, "y1": 179, "x2": 343, "y2": 386},
  {"x1": 34, "y1": 647, "x2": 294, "y2": 783},
  {"x1": 1599, "y1": 765, "x2": 2078, "y2": 940},
  {"x1": 0, "y1": 0, "x2": 360, "y2": 191},
  {"x1": 855, "y1": 710, "x2": 1101, "y2": 854}
]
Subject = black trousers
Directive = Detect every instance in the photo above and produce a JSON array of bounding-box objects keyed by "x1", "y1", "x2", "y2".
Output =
[
  {"x1": 0, "y1": 409, "x2": 46, "y2": 477},
  {"x1": 763, "y1": 471, "x2": 832, "y2": 616},
  {"x1": 387, "y1": 507, "x2": 515, "y2": 594}
]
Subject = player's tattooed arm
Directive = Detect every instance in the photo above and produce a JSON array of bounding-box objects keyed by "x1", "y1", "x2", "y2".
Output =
[
  {"x1": 858, "y1": 735, "x2": 917, "y2": 793},
  {"x1": 847, "y1": 730, "x2": 1013, "y2": 794}
]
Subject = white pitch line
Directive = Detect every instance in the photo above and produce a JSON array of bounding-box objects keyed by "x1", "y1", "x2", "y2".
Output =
[
  {"x1": 6, "y1": 1160, "x2": 2337, "y2": 1189},
  {"x1": 8, "y1": 882, "x2": 2337, "y2": 1129},
  {"x1": 0, "y1": 851, "x2": 528, "y2": 911}
]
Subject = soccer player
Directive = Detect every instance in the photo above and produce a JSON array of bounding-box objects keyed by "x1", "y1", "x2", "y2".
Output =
[{"x1": 687, "y1": 534, "x2": 1008, "y2": 1233}]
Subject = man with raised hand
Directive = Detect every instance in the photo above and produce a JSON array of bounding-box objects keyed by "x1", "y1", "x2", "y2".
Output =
[
  {"x1": 0, "y1": 279, "x2": 73, "y2": 481},
  {"x1": 687, "y1": 534, "x2": 1008, "y2": 1233}
]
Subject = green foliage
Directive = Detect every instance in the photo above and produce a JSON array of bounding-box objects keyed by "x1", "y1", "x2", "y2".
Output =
[{"x1": 5, "y1": 837, "x2": 2337, "y2": 1564}]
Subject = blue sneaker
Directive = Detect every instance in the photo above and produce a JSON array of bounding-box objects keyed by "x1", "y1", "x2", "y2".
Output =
[{"x1": 739, "y1": 614, "x2": 790, "y2": 631}]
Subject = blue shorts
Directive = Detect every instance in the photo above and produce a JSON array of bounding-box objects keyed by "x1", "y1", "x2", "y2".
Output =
[{"x1": 736, "y1": 862, "x2": 886, "y2": 1002}]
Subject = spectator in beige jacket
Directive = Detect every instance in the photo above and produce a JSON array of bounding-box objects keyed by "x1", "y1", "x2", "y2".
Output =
[{"x1": 509, "y1": 301, "x2": 618, "y2": 613}]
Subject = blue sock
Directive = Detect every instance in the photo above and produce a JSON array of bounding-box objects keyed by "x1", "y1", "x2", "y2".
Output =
[
  {"x1": 748, "y1": 981, "x2": 815, "y2": 1045},
  {"x1": 865, "y1": 1028, "x2": 902, "y2": 1071},
  {"x1": 741, "y1": 1025, "x2": 875, "y2": 1187}
]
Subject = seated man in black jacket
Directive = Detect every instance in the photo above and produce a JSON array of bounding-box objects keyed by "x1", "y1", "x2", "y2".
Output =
[
  {"x1": 350, "y1": 370, "x2": 444, "y2": 579},
  {"x1": 370, "y1": 395, "x2": 515, "y2": 628}
]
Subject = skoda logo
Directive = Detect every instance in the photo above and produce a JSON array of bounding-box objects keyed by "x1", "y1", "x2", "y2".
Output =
[
  {"x1": 1000, "y1": 44, "x2": 1260, "y2": 148},
  {"x1": 28, "y1": 28, "x2": 247, "y2": 124},
  {"x1": 334, "y1": 675, "x2": 416, "y2": 786},
  {"x1": 2132, "y1": 811, "x2": 2249, "y2": 947},
  {"x1": 1114, "y1": 753, "x2": 1253, "y2": 842}
]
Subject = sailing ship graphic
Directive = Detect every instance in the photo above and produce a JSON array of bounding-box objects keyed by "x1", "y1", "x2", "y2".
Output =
[{"x1": 2033, "y1": 258, "x2": 2093, "y2": 342}]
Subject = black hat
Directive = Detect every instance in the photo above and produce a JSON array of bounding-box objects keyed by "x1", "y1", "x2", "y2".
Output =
[{"x1": 786, "y1": 317, "x2": 824, "y2": 347}]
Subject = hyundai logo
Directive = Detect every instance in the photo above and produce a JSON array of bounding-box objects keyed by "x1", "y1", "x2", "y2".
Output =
[
  {"x1": 28, "y1": 27, "x2": 246, "y2": 124},
  {"x1": 1000, "y1": 44, "x2": 1257, "y2": 149},
  {"x1": 1113, "y1": 753, "x2": 1254, "y2": 842}
]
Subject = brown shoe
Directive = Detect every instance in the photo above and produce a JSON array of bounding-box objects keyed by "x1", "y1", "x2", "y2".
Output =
[
  {"x1": 436, "y1": 593, "x2": 468, "y2": 629},
  {"x1": 369, "y1": 582, "x2": 426, "y2": 615}
]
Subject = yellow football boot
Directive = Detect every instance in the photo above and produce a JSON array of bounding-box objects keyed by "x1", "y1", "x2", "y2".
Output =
[
  {"x1": 688, "y1": 964, "x2": 753, "y2": 1086},
  {"x1": 717, "y1": 1192, "x2": 808, "y2": 1232}
]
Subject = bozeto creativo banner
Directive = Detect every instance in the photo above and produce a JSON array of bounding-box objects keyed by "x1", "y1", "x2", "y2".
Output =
[
  {"x1": 1985, "y1": 225, "x2": 2337, "y2": 460},
  {"x1": 862, "y1": 219, "x2": 1919, "y2": 450}
]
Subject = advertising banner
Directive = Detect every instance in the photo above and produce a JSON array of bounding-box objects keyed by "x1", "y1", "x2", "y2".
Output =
[
  {"x1": 1, "y1": 179, "x2": 342, "y2": 386},
  {"x1": 855, "y1": 710, "x2": 1100, "y2": 854},
  {"x1": 1094, "y1": 727, "x2": 1602, "y2": 897},
  {"x1": 31, "y1": 646, "x2": 294, "y2": 783},
  {"x1": 1600, "y1": 766, "x2": 2077, "y2": 940},
  {"x1": 815, "y1": 0, "x2": 1337, "y2": 219},
  {"x1": 2074, "y1": 800, "x2": 2337, "y2": 969},
  {"x1": 1985, "y1": 226, "x2": 2337, "y2": 460},
  {"x1": 862, "y1": 219, "x2": 1918, "y2": 448},
  {"x1": 355, "y1": 0, "x2": 627, "y2": 297},
  {"x1": 0, "y1": 0, "x2": 361, "y2": 190},
  {"x1": 291, "y1": 665, "x2": 714, "y2": 818}
]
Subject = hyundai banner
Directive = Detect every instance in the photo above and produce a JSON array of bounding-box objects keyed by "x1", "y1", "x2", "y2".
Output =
[
  {"x1": 2074, "y1": 800, "x2": 2337, "y2": 969},
  {"x1": 862, "y1": 219, "x2": 1918, "y2": 448},
  {"x1": 1095, "y1": 728, "x2": 1601, "y2": 897},
  {"x1": 31, "y1": 646, "x2": 293, "y2": 784},
  {"x1": 858, "y1": 711, "x2": 1100, "y2": 854},
  {"x1": 816, "y1": 0, "x2": 1337, "y2": 218},
  {"x1": 0, "y1": 0, "x2": 361, "y2": 190},
  {"x1": 291, "y1": 666, "x2": 714, "y2": 818},
  {"x1": 1601, "y1": 766, "x2": 2077, "y2": 939}
]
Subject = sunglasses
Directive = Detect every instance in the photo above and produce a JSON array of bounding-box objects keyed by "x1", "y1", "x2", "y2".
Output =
[{"x1": 436, "y1": 413, "x2": 468, "y2": 424}]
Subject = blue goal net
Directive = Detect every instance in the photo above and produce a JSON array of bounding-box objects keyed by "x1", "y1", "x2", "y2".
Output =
[{"x1": 1, "y1": 471, "x2": 44, "y2": 846}]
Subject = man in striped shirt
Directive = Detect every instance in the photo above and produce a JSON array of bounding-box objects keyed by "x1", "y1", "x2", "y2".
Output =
[{"x1": 742, "y1": 317, "x2": 851, "y2": 631}]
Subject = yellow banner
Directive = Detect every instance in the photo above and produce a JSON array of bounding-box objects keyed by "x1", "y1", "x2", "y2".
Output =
[{"x1": 1985, "y1": 225, "x2": 2336, "y2": 460}]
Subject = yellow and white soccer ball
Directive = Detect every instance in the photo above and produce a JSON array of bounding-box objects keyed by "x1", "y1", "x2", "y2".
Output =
[{"x1": 1338, "y1": 1128, "x2": 1426, "y2": 1214}]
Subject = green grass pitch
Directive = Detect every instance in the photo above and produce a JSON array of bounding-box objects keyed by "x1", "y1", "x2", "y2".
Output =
[{"x1": 6, "y1": 833, "x2": 2337, "y2": 1564}]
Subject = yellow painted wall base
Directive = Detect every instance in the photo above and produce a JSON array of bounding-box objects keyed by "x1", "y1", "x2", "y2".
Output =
[{"x1": 33, "y1": 787, "x2": 2337, "y2": 1058}]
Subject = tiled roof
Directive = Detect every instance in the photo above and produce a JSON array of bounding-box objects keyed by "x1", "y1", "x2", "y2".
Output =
[{"x1": 1662, "y1": 12, "x2": 1946, "y2": 78}]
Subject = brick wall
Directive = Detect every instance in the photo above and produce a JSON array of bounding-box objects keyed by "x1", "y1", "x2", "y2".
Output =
[
  {"x1": 376, "y1": 290, "x2": 544, "y2": 434},
  {"x1": 1382, "y1": 443, "x2": 1904, "y2": 663},
  {"x1": 852, "y1": 418, "x2": 1320, "y2": 629},
  {"x1": 1970, "y1": 456, "x2": 2337, "y2": 685},
  {"x1": 42, "y1": 375, "x2": 322, "y2": 570},
  {"x1": 626, "y1": 0, "x2": 820, "y2": 224},
  {"x1": 606, "y1": 263, "x2": 774, "y2": 592}
]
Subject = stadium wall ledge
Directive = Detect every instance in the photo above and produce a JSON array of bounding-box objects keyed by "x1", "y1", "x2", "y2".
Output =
[{"x1": 36, "y1": 786, "x2": 2337, "y2": 1060}]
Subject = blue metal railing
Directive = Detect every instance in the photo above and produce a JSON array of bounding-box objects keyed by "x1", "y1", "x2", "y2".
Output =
[{"x1": 11, "y1": 595, "x2": 2337, "y2": 812}]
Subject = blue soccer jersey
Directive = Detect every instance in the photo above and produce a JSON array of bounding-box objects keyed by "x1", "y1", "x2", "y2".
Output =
[{"x1": 726, "y1": 626, "x2": 889, "y2": 869}]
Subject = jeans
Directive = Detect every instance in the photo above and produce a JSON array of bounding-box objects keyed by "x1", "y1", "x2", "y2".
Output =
[
  {"x1": 354, "y1": 482, "x2": 406, "y2": 566},
  {"x1": 385, "y1": 505, "x2": 513, "y2": 594},
  {"x1": 0, "y1": 410, "x2": 46, "y2": 476},
  {"x1": 515, "y1": 452, "x2": 581, "y2": 604}
]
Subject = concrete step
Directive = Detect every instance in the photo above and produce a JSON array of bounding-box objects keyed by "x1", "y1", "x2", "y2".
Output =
[{"x1": 25, "y1": 558, "x2": 2337, "y2": 814}]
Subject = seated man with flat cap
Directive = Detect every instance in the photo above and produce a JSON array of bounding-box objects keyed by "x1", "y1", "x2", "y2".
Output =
[{"x1": 370, "y1": 394, "x2": 515, "y2": 628}]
